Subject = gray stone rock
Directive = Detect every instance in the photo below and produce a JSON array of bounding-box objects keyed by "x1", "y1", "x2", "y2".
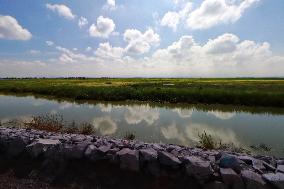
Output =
[
  {"x1": 117, "y1": 148, "x2": 139, "y2": 171},
  {"x1": 220, "y1": 168, "x2": 244, "y2": 189},
  {"x1": 158, "y1": 151, "x2": 181, "y2": 167},
  {"x1": 208, "y1": 155, "x2": 216, "y2": 163},
  {"x1": 253, "y1": 159, "x2": 266, "y2": 173},
  {"x1": 277, "y1": 165, "x2": 284, "y2": 173},
  {"x1": 106, "y1": 148, "x2": 119, "y2": 163},
  {"x1": 98, "y1": 145, "x2": 111, "y2": 154},
  {"x1": 62, "y1": 142, "x2": 89, "y2": 159},
  {"x1": 219, "y1": 154, "x2": 241, "y2": 172},
  {"x1": 26, "y1": 138, "x2": 61, "y2": 158},
  {"x1": 263, "y1": 161, "x2": 277, "y2": 172},
  {"x1": 84, "y1": 144, "x2": 95, "y2": 158},
  {"x1": 71, "y1": 135, "x2": 86, "y2": 142},
  {"x1": 184, "y1": 156, "x2": 213, "y2": 181},
  {"x1": 140, "y1": 148, "x2": 157, "y2": 162},
  {"x1": 277, "y1": 160, "x2": 284, "y2": 165},
  {"x1": 263, "y1": 172, "x2": 284, "y2": 189},
  {"x1": 241, "y1": 170, "x2": 268, "y2": 189},
  {"x1": 84, "y1": 144, "x2": 110, "y2": 161},
  {"x1": 152, "y1": 144, "x2": 164, "y2": 151},
  {"x1": 238, "y1": 155, "x2": 254, "y2": 165}
]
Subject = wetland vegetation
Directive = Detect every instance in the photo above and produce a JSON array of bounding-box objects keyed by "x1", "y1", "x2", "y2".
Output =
[{"x1": 0, "y1": 78, "x2": 284, "y2": 107}]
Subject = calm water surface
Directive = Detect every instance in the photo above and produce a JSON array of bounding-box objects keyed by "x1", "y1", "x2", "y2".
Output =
[{"x1": 1, "y1": 95, "x2": 284, "y2": 157}]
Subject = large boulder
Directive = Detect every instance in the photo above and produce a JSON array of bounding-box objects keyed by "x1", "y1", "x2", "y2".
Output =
[
  {"x1": 241, "y1": 170, "x2": 268, "y2": 189},
  {"x1": 26, "y1": 138, "x2": 61, "y2": 158},
  {"x1": 117, "y1": 148, "x2": 139, "y2": 171},
  {"x1": 219, "y1": 154, "x2": 241, "y2": 172},
  {"x1": 263, "y1": 172, "x2": 284, "y2": 189},
  {"x1": 140, "y1": 148, "x2": 159, "y2": 176},
  {"x1": 61, "y1": 142, "x2": 89, "y2": 159},
  {"x1": 253, "y1": 159, "x2": 266, "y2": 173},
  {"x1": 184, "y1": 156, "x2": 213, "y2": 181},
  {"x1": 158, "y1": 151, "x2": 181, "y2": 167},
  {"x1": 220, "y1": 168, "x2": 244, "y2": 189},
  {"x1": 140, "y1": 148, "x2": 157, "y2": 162},
  {"x1": 278, "y1": 165, "x2": 284, "y2": 174},
  {"x1": 84, "y1": 144, "x2": 111, "y2": 161}
]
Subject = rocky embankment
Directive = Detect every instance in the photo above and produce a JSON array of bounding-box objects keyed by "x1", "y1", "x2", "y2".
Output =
[{"x1": 0, "y1": 127, "x2": 284, "y2": 189}]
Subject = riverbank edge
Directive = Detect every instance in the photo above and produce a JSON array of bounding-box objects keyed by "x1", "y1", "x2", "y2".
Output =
[{"x1": 0, "y1": 127, "x2": 284, "y2": 189}]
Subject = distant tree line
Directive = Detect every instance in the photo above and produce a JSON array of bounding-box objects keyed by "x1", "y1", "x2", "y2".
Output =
[{"x1": 0, "y1": 77, "x2": 91, "y2": 80}]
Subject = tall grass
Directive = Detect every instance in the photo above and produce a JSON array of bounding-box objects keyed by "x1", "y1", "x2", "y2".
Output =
[
  {"x1": 197, "y1": 131, "x2": 248, "y2": 153},
  {"x1": 198, "y1": 131, "x2": 217, "y2": 150},
  {"x1": 124, "y1": 131, "x2": 136, "y2": 140},
  {"x1": 22, "y1": 114, "x2": 96, "y2": 135}
]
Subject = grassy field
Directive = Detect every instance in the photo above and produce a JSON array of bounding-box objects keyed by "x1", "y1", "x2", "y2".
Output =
[{"x1": 0, "y1": 78, "x2": 284, "y2": 107}]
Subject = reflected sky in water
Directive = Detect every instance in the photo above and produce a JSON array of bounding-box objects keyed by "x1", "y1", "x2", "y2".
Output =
[{"x1": 0, "y1": 95, "x2": 284, "y2": 157}]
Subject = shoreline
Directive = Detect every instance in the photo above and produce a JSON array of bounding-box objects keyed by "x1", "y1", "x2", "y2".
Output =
[{"x1": 0, "y1": 127, "x2": 283, "y2": 189}]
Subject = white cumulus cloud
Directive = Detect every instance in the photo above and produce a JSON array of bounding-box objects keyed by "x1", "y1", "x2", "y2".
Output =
[
  {"x1": 78, "y1": 16, "x2": 88, "y2": 28},
  {"x1": 124, "y1": 28, "x2": 160, "y2": 54},
  {"x1": 162, "y1": 0, "x2": 259, "y2": 30},
  {"x1": 89, "y1": 16, "x2": 115, "y2": 38},
  {"x1": 103, "y1": 0, "x2": 116, "y2": 10},
  {"x1": 95, "y1": 42, "x2": 124, "y2": 60},
  {"x1": 46, "y1": 4, "x2": 76, "y2": 20},
  {"x1": 161, "y1": 12, "x2": 181, "y2": 31},
  {"x1": 0, "y1": 15, "x2": 32, "y2": 40},
  {"x1": 186, "y1": 0, "x2": 260, "y2": 29},
  {"x1": 161, "y1": 2, "x2": 193, "y2": 31}
]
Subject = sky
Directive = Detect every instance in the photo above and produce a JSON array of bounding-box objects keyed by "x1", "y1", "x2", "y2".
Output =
[{"x1": 0, "y1": 0, "x2": 283, "y2": 77}]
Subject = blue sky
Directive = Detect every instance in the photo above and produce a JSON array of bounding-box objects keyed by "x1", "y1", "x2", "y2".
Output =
[{"x1": 0, "y1": 0, "x2": 283, "y2": 77}]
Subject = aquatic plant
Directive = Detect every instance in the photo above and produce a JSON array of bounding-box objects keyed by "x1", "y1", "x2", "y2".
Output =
[
  {"x1": 78, "y1": 122, "x2": 95, "y2": 135},
  {"x1": 63, "y1": 120, "x2": 79, "y2": 134},
  {"x1": 124, "y1": 131, "x2": 136, "y2": 140},
  {"x1": 218, "y1": 142, "x2": 249, "y2": 154},
  {"x1": 250, "y1": 143, "x2": 272, "y2": 152},
  {"x1": 198, "y1": 131, "x2": 217, "y2": 149},
  {"x1": 24, "y1": 113, "x2": 65, "y2": 132}
]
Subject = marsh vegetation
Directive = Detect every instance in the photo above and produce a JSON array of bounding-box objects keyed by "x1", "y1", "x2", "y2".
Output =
[{"x1": 0, "y1": 78, "x2": 283, "y2": 107}]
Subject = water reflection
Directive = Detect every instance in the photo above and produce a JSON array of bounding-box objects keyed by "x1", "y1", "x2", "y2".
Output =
[
  {"x1": 172, "y1": 108, "x2": 194, "y2": 118},
  {"x1": 208, "y1": 111, "x2": 236, "y2": 120},
  {"x1": 185, "y1": 123, "x2": 240, "y2": 146},
  {"x1": 124, "y1": 105, "x2": 159, "y2": 125},
  {"x1": 0, "y1": 94, "x2": 284, "y2": 157},
  {"x1": 98, "y1": 104, "x2": 113, "y2": 113},
  {"x1": 161, "y1": 122, "x2": 187, "y2": 145},
  {"x1": 59, "y1": 102, "x2": 77, "y2": 110},
  {"x1": 93, "y1": 116, "x2": 117, "y2": 135}
]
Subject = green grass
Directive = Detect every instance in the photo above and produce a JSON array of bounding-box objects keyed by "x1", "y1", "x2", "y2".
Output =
[{"x1": 0, "y1": 78, "x2": 284, "y2": 107}]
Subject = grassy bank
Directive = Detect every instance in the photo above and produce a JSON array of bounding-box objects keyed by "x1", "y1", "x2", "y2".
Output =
[{"x1": 0, "y1": 78, "x2": 284, "y2": 107}]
